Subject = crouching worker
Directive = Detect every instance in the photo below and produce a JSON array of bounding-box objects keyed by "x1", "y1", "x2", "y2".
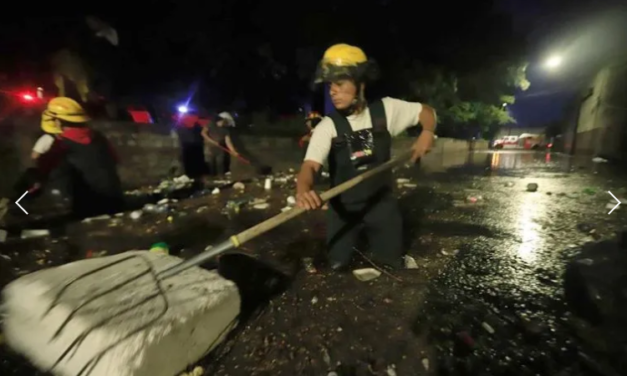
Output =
[
  {"x1": 295, "y1": 44, "x2": 437, "y2": 270},
  {"x1": 37, "y1": 97, "x2": 124, "y2": 219}
]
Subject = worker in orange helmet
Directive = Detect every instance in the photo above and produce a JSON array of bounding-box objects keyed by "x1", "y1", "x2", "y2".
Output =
[{"x1": 298, "y1": 111, "x2": 323, "y2": 150}]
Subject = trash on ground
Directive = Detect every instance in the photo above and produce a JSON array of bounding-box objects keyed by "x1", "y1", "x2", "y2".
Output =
[
  {"x1": 403, "y1": 183, "x2": 417, "y2": 188},
  {"x1": 505, "y1": 182, "x2": 515, "y2": 187},
  {"x1": 386, "y1": 365, "x2": 397, "y2": 376},
  {"x1": 526, "y1": 183, "x2": 539, "y2": 192},
  {"x1": 311, "y1": 296, "x2": 318, "y2": 305},
  {"x1": 130, "y1": 210, "x2": 143, "y2": 220},
  {"x1": 81, "y1": 214, "x2": 112, "y2": 223},
  {"x1": 302, "y1": 257, "x2": 317, "y2": 274},
  {"x1": 592, "y1": 157, "x2": 608, "y2": 163},
  {"x1": 421, "y1": 358, "x2": 429, "y2": 371},
  {"x1": 150, "y1": 242, "x2": 169, "y2": 255},
  {"x1": 481, "y1": 322, "x2": 495, "y2": 334},
  {"x1": 114, "y1": 212, "x2": 124, "y2": 217},
  {"x1": 582, "y1": 187, "x2": 596, "y2": 195},
  {"x1": 264, "y1": 178, "x2": 272, "y2": 190},
  {"x1": 0, "y1": 229, "x2": 7, "y2": 243},
  {"x1": 281, "y1": 206, "x2": 291, "y2": 212},
  {"x1": 404, "y1": 255, "x2": 419, "y2": 269},
  {"x1": 250, "y1": 198, "x2": 267, "y2": 206},
  {"x1": 21, "y1": 229, "x2": 50, "y2": 239},
  {"x1": 253, "y1": 203, "x2": 270, "y2": 210},
  {"x1": 233, "y1": 182, "x2": 245, "y2": 190},
  {"x1": 212, "y1": 188, "x2": 220, "y2": 194},
  {"x1": 396, "y1": 178, "x2": 410, "y2": 184},
  {"x1": 352, "y1": 268, "x2": 382, "y2": 282},
  {"x1": 286, "y1": 196, "x2": 296, "y2": 206},
  {"x1": 606, "y1": 202, "x2": 620, "y2": 210}
]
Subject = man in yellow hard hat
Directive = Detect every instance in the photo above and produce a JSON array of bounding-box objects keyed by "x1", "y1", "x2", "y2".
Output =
[
  {"x1": 295, "y1": 44, "x2": 437, "y2": 270},
  {"x1": 36, "y1": 97, "x2": 124, "y2": 218}
]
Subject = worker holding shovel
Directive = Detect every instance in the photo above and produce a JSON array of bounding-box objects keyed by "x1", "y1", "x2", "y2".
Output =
[
  {"x1": 295, "y1": 44, "x2": 437, "y2": 270},
  {"x1": 201, "y1": 111, "x2": 240, "y2": 176}
]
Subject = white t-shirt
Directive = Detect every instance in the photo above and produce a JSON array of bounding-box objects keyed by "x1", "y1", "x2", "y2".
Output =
[
  {"x1": 304, "y1": 97, "x2": 423, "y2": 165},
  {"x1": 32, "y1": 134, "x2": 56, "y2": 155}
]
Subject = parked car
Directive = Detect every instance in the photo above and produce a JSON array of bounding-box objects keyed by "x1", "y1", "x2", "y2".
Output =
[{"x1": 492, "y1": 135, "x2": 519, "y2": 149}]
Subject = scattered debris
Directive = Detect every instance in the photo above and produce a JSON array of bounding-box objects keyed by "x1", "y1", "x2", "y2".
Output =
[
  {"x1": 130, "y1": 210, "x2": 143, "y2": 220},
  {"x1": 592, "y1": 157, "x2": 608, "y2": 163},
  {"x1": 386, "y1": 365, "x2": 397, "y2": 376},
  {"x1": 396, "y1": 178, "x2": 410, "y2": 184},
  {"x1": 421, "y1": 358, "x2": 429, "y2": 371},
  {"x1": 404, "y1": 255, "x2": 419, "y2": 269},
  {"x1": 311, "y1": 296, "x2": 318, "y2": 305},
  {"x1": 20, "y1": 229, "x2": 50, "y2": 239},
  {"x1": 576, "y1": 258, "x2": 594, "y2": 266},
  {"x1": 481, "y1": 322, "x2": 495, "y2": 334},
  {"x1": 352, "y1": 268, "x2": 382, "y2": 282},
  {"x1": 81, "y1": 214, "x2": 112, "y2": 223},
  {"x1": 253, "y1": 203, "x2": 270, "y2": 210},
  {"x1": 264, "y1": 178, "x2": 272, "y2": 190},
  {"x1": 233, "y1": 182, "x2": 245, "y2": 190},
  {"x1": 286, "y1": 196, "x2": 296, "y2": 206},
  {"x1": 526, "y1": 183, "x2": 539, "y2": 192},
  {"x1": 150, "y1": 242, "x2": 169, "y2": 255},
  {"x1": 0, "y1": 229, "x2": 7, "y2": 243},
  {"x1": 302, "y1": 257, "x2": 317, "y2": 274},
  {"x1": 212, "y1": 188, "x2": 221, "y2": 195},
  {"x1": 403, "y1": 183, "x2": 417, "y2": 188}
]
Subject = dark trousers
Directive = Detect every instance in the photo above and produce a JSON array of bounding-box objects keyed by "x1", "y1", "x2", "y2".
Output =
[
  {"x1": 181, "y1": 143, "x2": 209, "y2": 179},
  {"x1": 326, "y1": 192, "x2": 403, "y2": 267},
  {"x1": 207, "y1": 148, "x2": 231, "y2": 176}
]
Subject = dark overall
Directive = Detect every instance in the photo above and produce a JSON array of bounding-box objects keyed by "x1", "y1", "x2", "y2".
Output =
[
  {"x1": 60, "y1": 131, "x2": 124, "y2": 219},
  {"x1": 326, "y1": 100, "x2": 403, "y2": 268}
]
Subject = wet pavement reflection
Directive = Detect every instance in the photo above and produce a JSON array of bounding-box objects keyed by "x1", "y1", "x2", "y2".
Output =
[{"x1": 2, "y1": 150, "x2": 627, "y2": 376}]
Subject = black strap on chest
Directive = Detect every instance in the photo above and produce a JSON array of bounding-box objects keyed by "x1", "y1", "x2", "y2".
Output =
[{"x1": 329, "y1": 99, "x2": 387, "y2": 142}]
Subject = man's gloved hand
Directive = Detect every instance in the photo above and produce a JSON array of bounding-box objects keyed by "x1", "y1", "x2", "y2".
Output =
[{"x1": 296, "y1": 190, "x2": 324, "y2": 210}]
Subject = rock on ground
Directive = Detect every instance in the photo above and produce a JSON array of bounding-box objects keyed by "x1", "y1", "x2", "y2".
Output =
[{"x1": 2, "y1": 251, "x2": 240, "y2": 376}]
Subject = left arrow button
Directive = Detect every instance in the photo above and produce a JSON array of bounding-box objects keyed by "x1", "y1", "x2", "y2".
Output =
[{"x1": 15, "y1": 191, "x2": 29, "y2": 215}]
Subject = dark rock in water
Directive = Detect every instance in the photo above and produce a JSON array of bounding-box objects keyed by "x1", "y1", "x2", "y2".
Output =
[
  {"x1": 526, "y1": 183, "x2": 538, "y2": 192},
  {"x1": 576, "y1": 223, "x2": 593, "y2": 233},
  {"x1": 563, "y1": 238, "x2": 627, "y2": 326}
]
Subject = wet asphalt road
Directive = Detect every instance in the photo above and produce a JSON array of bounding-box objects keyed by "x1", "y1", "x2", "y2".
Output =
[{"x1": 2, "y1": 150, "x2": 627, "y2": 375}]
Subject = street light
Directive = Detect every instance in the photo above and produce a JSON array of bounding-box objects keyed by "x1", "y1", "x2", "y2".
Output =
[{"x1": 545, "y1": 55, "x2": 563, "y2": 69}]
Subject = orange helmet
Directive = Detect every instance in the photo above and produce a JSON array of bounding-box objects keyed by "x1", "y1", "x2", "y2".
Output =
[
  {"x1": 305, "y1": 111, "x2": 323, "y2": 128},
  {"x1": 305, "y1": 111, "x2": 322, "y2": 120}
]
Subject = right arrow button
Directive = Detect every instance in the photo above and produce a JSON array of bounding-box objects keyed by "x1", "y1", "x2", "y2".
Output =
[{"x1": 608, "y1": 191, "x2": 621, "y2": 215}]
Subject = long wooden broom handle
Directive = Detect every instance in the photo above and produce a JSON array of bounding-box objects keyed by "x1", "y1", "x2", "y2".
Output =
[
  {"x1": 158, "y1": 150, "x2": 413, "y2": 279},
  {"x1": 230, "y1": 150, "x2": 414, "y2": 246}
]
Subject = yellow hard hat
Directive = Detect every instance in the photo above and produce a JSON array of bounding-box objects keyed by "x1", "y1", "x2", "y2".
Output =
[
  {"x1": 41, "y1": 113, "x2": 63, "y2": 134},
  {"x1": 314, "y1": 44, "x2": 377, "y2": 84},
  {"x1": 43, "y1": 97, "x2": 91, "y2": 124},
  {"x1": 321, "y1": 44, "x2": 368, "y2": 67}
]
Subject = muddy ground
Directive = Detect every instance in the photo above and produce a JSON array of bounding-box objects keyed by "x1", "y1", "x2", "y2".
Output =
[{"x1": 1, "y1": 151, "x2": 627, "y2": 376}]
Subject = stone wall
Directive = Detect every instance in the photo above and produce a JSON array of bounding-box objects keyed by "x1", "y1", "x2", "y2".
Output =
[
  {"x1": 0, "y1": 117, "x2": 487, "y2": 197},
  {"x1": 574, "y1": 59, "x2": 627, "y2": 159}
]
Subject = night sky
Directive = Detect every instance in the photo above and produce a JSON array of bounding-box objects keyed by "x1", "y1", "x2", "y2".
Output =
[
  {"x1": 2, "y1": 1, "x2": 626, "y2": 128},
  {"x1": 501, "y1": 0, "x2": 627, "y2": 127}
]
